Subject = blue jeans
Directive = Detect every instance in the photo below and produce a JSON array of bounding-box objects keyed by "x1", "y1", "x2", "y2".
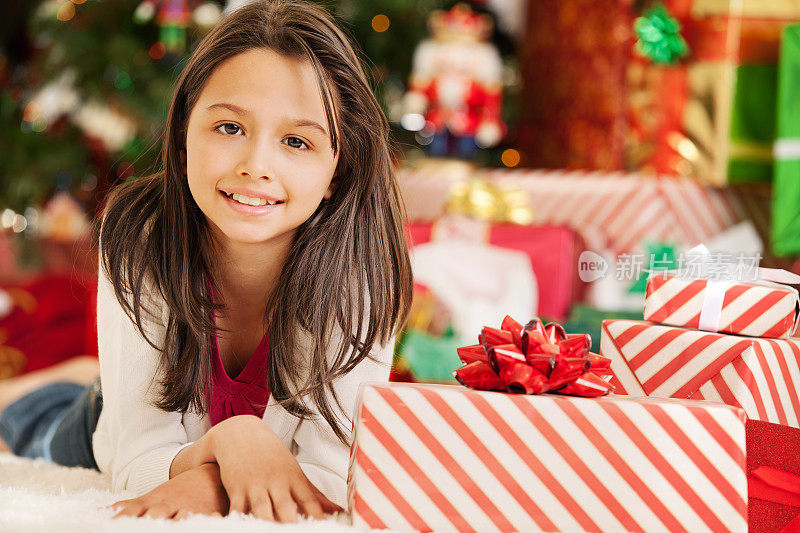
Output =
[{"x1": 0, "y1": 379, "x2": 101, "y2": 469}]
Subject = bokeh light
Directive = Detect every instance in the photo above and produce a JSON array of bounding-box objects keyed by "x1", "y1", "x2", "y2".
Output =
[
  {"x1": 23, "y1": 101, "x2": 40, "y2": 122},
  {"x1": 501, "y1": 149, "x2": 521, "y2": 167},
  {"x1": 371, "y1": 14, "x2": 390, "y2": 32},
  {"x1": 56, "y1": 1, "x2": 76, "y2": 22},
  {"x1": 114, "y1": 71, "x2": 132, "y2": 90},
  {"x1": 11, "y1": 214, "x2": 27, "y2": 233},
  {"x1": 31, "y1": 116, "x2": 48, "y2": 132},
  {"x1": 1, "y1": 209, "x2": 15, "y2": 229},
  {"x1": 117, "y1": 162, "x2": 135, "y2": 179},
  {"x1": 149, "y1": 42, "x2": 166, "y2": 60}
]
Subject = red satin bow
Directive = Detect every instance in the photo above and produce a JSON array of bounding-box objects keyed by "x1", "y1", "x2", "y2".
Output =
[
  {"x1": 453, "y1": 316, "x2": 614, "y2": 397},
  {"x1": 750, "y1": 467, "x2": 800, "y2": 533}
]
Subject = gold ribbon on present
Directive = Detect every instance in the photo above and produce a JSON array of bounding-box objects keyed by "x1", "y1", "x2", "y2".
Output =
[{"x1": 444, "y1": 179, "x2": 534, "y2": 225}]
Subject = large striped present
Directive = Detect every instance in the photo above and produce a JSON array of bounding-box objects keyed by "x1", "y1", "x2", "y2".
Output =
[
  {"x1": 347, "y1": 382, "x2": 747, "y2": 532},
  {"x1": 398, "y1": 167, "x2": 766, "y2": 256},
  {"x1": 601, "y1": 319, "x2": 800, "y2": 428},
  {"x1": 484, "y1": 170, "x2": 757, "y2": 255},
  {"x1": 644, "y1": 274, "x2": 800, "y2": 339}
]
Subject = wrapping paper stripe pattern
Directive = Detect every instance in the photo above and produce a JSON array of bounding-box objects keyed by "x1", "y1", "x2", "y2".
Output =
[
  {"x1": 644, "y1": 275, "x2": 799, "y2": 339},
  {"x1": 484, "y1": 170, "x2": 753, "y2": 254},
  {"x1": 488, "y1": 171, "x2": 746, "y2": 253},
  {"x1": 398, "y1": 168, "x2": 770, "y2": 254},
  {"x1": 347, "y1": 382, "x2": 747, "y2": 532},
  {"x1": 600, "y1": 319, "x2": 800, "y2": 428}
]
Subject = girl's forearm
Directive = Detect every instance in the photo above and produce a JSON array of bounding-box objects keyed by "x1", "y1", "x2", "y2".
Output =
[
  {"x1": 169, "y1": 415, "x2": 265, "y2": 478},
  {"x1": 169, "y1": 431, "x2": 217, "y2": 479}
]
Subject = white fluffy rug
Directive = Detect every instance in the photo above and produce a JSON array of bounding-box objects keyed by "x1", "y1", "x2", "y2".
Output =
[{"x1": 0, "y1": 453, "x2": 386, "y2": 533}]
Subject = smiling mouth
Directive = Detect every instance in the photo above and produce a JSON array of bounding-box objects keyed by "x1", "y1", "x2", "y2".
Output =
[{"x1": 221, "y1": 191, "x2": 283, "y2": 207}]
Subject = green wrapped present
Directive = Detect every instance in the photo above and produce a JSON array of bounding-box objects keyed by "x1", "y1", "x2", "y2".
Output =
[
  {"x1": 728, "y1": 62, "x2": 779, "y2": 182},
  {"x1": 627, "y1": 241, "x2": 679, "y2": 294},
  {"x1": 772, "y1": 24, "x2": 800, "y2": 256},
  {"x1": 395, "y1": 329, "x2": 462, "y2": 383}
]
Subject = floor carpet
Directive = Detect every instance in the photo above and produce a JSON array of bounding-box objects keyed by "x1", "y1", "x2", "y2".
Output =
[{"x1": 0, "y1": 452, "x2": 385, "y2": 532}]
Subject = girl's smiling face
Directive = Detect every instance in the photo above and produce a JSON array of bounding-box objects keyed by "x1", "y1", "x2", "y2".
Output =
[{"x1": 185, "y1": 48, "x2": 338, "y2": 250}]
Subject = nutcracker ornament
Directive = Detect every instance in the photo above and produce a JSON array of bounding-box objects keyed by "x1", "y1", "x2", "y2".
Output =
[{"x1": 402, "y1": 4, "x2": 506, "y2": 159}]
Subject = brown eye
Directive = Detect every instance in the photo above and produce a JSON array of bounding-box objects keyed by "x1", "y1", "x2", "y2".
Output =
[
  {"x1": 284, "y1": 136, "x2": 309, "y2": 150},
  {"x1": 216, "y1": 123, "x2": 242, "y2": 135}
]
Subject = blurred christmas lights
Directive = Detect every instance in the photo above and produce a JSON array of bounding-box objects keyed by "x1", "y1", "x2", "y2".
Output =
[
  {"x1": 372, "y1": 14, "x2": 390, "y2": 33},
  {"x1": 501, "y1": 149, "x2": 520, "y2": 167}
]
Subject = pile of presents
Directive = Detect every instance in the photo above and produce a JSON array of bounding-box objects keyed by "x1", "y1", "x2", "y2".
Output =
[
  {"x1": 347, "y1": 254, "x2": 800, "y2": 531},
  {"x1": 368, "y1": 4, "x2": 800, "y2": 524},
  {"x1": 393, "y1": 163, "x2": 780, "y2": 385},
  {"x1": 518, "y1": 0, "x2": 800, "y2": 258}
]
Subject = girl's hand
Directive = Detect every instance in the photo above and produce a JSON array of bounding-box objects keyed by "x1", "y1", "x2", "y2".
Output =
[
  {"x1": 209, "y1": 414, "x2": 341, "y2": 522},
  {"x1": 110, "y1": 462, "x2": 229, "y2": 520}
]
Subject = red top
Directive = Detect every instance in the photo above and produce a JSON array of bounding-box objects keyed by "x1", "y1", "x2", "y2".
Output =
[{"x1": 207, "y1": 281, "x2": 270, "y2": 427}]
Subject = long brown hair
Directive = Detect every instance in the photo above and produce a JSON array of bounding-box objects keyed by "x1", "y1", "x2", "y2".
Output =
[{"x1": 99, "y1": 0, "x2": 412, "y2": 443}]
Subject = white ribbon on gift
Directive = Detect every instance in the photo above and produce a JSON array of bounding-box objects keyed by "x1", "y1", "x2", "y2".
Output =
[
  {"x1": 698, "y1": 279, "x2": 734, "y2": 332},
  {"x1": 655, "y1": 245, "x2": 800, "y2": 334}
]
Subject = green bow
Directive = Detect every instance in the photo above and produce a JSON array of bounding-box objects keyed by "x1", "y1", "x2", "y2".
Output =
[{"x1": 634, "y1": 4, "x2": 689, "y2": 65}]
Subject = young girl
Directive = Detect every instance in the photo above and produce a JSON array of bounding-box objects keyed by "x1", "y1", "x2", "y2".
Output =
[{"x1": 0, "y1": 0, "x2": 412, "y2": 521}]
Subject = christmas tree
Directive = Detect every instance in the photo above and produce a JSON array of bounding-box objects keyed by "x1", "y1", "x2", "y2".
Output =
[{"x1": 0, "y1": 0, "x2": 519, "y2": 215}]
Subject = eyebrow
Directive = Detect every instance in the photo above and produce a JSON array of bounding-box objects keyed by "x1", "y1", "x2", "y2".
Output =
[{"x1": 205, "y1": 103, "x2": 329, "y2": 137}]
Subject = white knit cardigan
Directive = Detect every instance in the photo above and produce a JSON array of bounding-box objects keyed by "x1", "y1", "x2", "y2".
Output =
[{"x1": 92, "y1": 268, "x2": 393, "y2": 508}]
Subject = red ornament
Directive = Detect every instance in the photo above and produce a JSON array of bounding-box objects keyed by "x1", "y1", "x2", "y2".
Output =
[{"x1": 454, "y1": 315, "x2": 614, "y2": 397}]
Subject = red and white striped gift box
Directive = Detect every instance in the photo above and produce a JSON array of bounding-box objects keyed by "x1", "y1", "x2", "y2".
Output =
[
  {"x1": 484, "y1": 170, "x2": 749, "y2": 255},
  {"x1": 601, "y1": 319, "x2": 800, "y2": 428},
  {"x1": 644, "y1": 274, "x2": 800, "y2": 339},
  {"x1": 399, "y1": 167, "x2": 756, "y2": 255},
  {"x1": 347, "y1": 382, "x2": 747, "y2": 532}
]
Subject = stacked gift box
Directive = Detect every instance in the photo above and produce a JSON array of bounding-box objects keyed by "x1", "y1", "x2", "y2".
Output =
[
  {"x1": 347, "y1": 381, "x2": 748, "y2": 532},
  {"x1": 601, "y1": 269, "x2": 800, "y2": 427},
  {"x1": 352, "y1": 265, "x2": 800, "y2": 531},
  {"x1": 599, "y1": 261, "x2": 800, "y2": 529}
]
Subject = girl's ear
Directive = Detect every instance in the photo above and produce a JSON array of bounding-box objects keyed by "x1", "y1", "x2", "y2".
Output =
[{"x1": 324, "y1": 175, "x2": 337, "y2": 200}]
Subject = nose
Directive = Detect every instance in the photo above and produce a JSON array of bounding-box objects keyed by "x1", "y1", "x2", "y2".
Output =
[{"x1": 235, "y1": 139, "x2": 274, "y2": 181}]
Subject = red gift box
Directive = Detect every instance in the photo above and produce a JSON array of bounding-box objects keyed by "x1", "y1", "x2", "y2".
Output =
[
  {"x1": 408, "y1": 223, "x2": 585, "y2": 320},
  {"x1": 0, "y1": 274, "x2": 98, "y2": 375},
  {"x1": 747, "y1": 419, "x2": 800, "y2": 532}
]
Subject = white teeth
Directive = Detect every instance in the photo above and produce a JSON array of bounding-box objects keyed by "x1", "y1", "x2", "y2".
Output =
[{"x1": 229, "y1": 193, "x2": 274, "y2": 206}]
